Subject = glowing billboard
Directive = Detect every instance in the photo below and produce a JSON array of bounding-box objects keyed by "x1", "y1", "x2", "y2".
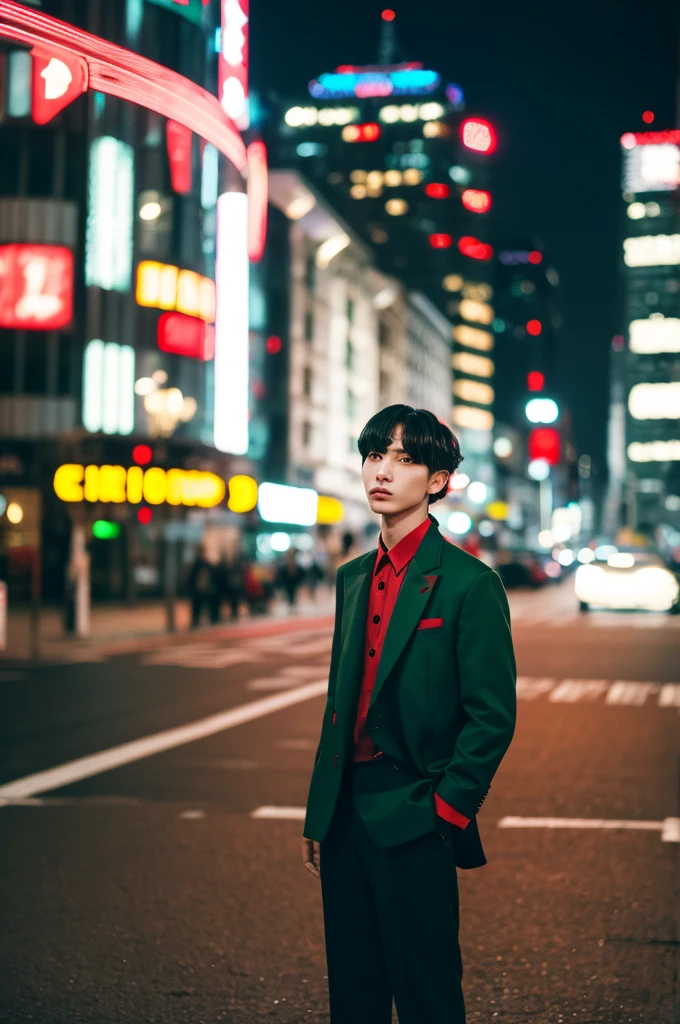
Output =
[
  {"x1": 82, "y1": 340, "x2": 135, "y2": 436},
  {"x1": 214, "y1": 191, "x2": 249, "y2": 455},
  {"x1": 85, "y1": 136, "x2": 134, "y2": 292},
  {"x1": 0, "y1": 244, "x2": 73, "y2": 329}
]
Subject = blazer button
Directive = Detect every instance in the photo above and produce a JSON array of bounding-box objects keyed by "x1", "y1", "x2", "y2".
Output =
[
  {"x1": 368, "y1": 648, "x2": 376, "y2": 657},
  {"x1": 332, "y1": 711, "x2": 337, "y2": 724},
  {"x1": 420, "y1": 585, "x2": 429, "y2": 593},
  {"x1": 333, "y1": 755, "x2": 338, "y2": 768},
  {"x1": 377, "y1": 581, "x2": 385, "y2": 591}
]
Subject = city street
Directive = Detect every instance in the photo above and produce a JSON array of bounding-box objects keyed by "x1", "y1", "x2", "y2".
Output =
[{"x1": 1, "y1": 580, "x2": 679, "y2": 1024}]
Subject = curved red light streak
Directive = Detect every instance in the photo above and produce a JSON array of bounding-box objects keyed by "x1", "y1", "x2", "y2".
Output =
[{"x1": 0, "y1": 0, "x2": 247, "y2": 172}]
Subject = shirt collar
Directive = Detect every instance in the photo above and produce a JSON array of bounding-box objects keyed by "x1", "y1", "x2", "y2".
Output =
[{"x1": 374, "y1": 516, "x2": 431, "y2": 576}]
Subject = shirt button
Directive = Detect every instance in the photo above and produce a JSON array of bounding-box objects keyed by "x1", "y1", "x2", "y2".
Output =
[
  {"x1": 369, "y1": 648, "x2": 376, "y2": 657},
  {"x1": 373, "y1": 614, "x2": 380, "y2": 624},
  {"x1": 377, "y1": 581, "x2": 385, "y2": 591}
]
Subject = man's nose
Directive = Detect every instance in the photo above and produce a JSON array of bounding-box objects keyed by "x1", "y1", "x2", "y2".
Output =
[{"x1": 376, "y1": 461, "x2": 392, "y2": 480}]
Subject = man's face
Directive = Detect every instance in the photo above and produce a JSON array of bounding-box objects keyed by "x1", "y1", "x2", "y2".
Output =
[{"x1": 361, "y1": 424, "x2": 448, "y2": 517}]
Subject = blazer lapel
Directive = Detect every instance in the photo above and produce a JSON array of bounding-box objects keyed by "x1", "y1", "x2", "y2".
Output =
[
  {"x1": 367, "y1": 519, "x2": 444, "y2": 714},
  {"x1": 335, "y1": 553, "x2": 373, "y2": 714}
]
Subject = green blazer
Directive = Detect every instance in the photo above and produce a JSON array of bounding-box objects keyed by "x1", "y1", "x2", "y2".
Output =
[{"x1": 303, "y1": 514, "x2": 517, "y2": 869}]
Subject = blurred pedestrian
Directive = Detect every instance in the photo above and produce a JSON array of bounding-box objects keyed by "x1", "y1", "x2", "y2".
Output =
[
  {"x1": 278, "y1": 546, "x2": 303, "y2": 607},
  {"x1": 221, "y1": 553, "x2": 244, "y2": 621},
  {"x1": 188, "y1": 547, "x2": 220, "y2": 627}
]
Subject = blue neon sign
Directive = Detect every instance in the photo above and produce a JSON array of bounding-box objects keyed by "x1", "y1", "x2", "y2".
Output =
[{"x1": 309, "y1": 68, "x2": 441, "y2": 100}]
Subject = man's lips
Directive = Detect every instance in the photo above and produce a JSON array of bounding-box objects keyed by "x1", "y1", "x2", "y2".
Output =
[{"x1": 370, "y1": 487, "x2": 393, "y2": 496}]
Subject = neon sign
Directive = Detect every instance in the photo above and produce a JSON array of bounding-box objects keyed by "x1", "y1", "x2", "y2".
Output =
[
  {"x1": 136, "y1": 262, "x2": 216, "y2": 322},
  {"x1": 623, "y1": 234, "x2": 680, "y2": 267},
  {"x1": 0, "y1": 0, "x2": 247, "y2": 171},
  {"x1": 0, "y1": 244, "x2": 73, "y2": 329},
  {"x1": 214, "y1": 191, "x2": 249, "y2": 455},
  {"x1": 461, "y1": 188, "x2": 491, "y2": 213},
  {"x1": 219, "y1": 0, "x2": 249, "y2": 129},
  {"x1": 158, "y1": 312, "x2": 215, "y2": 360},
  {"x1": 54, "y1": 463, "x2": 226, "y2": 508},
  {"x1": 458, "y1": 236, "x2": 493, "y2": 260},
  {"x1": 247, "y1": 140, "x2": 268, "y2": 262},
  {"x1": 86, "y1": 137, "x2": 134, "y2": 292},
  {"x1": 82, "y1": 340, "x2": 135, "y2": 435},
  {"x1": 146, "y1": 0, "x2": 208, "y2": 26},
  {"x1": 460, "y1": 118, "x2": 497, "y2": 154},
  {"x1": 166, "y1": 120, "x2": 193, "y2": 195},
  {"x1": 309, "y1": 66, "x2": 440, "y2": 100},
  {"x1": 31, "y1": 50, "x2": 87, "y2": 124},
  {"x1": 620, "y1": 130, "x2": 680, "y2": 148}
]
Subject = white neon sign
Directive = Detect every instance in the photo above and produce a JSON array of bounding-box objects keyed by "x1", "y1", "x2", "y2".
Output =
[
  {"x1": 258, "y1": 482, "x2": 318, "y2": 526},
  {"x1": 219, "y1": 0, "x2": 249, "y2": 129},
  {"x1": 629, "y1": 315, "x2": 680, "y2": 354},
  {"x1": 628, "y1": 382, "x2": 680, "y2": 420},
  {"x1": 214, "y1": 191, "x2": 249, "y2": 455},
  {"x1": 85, "y1": 137, "x2": 134, "y2": 292},
  {"x1": 83, "y1": 339, "x2": 135, "y2": 435},
  {"x1": 623, "y1": 143, "x2": 680, "y2": 192},
  {"x1": 623, "y1": 234, "x2": 680, "y2": 267}
]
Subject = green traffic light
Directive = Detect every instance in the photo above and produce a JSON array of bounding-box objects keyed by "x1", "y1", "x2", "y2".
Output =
[{"x1": 93, "y1": 520, "x2": 121, "y2": 540}]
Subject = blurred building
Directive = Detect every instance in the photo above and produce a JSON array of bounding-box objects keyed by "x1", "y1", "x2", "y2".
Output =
[
  {"x1": 251, "y1": 169, "x2": 453, "y2": 553},
  {"x1": 0, "y1": 0, "x2": 257, "y2": 602},
  {"x1": 268, "y1": 11, "x2": 499, "y2": 502},
  {"x1": 618, "y1": 129, "x2": 680, "y2": 534}
]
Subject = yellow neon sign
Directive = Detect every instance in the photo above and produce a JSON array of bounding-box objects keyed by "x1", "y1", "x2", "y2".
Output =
[
  {"x1": 54, "y1": 464, "x2": 226, "y2": 508},
  {"x1": 136, "y1": 262, "x2": 216, "y2": 323}
]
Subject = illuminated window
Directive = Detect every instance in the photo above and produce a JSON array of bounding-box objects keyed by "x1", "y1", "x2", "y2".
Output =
[
  {"x1": 623, "y1": 234, "x2": 680, "y2": 267},
  {"x1": 453, "y1": 379, "x2": 494, "y2": 405},
  {"x1": 342, "y1": 123, "x2": 380, "y2": 143},
  {"x1": 463, "y1": 281, "x2": 493, "y2": 301},
  {"x1": 83, "y1": 339, "x2": 135, "y2": 435},
  {"x1": 452, "y1": 405, "x2": 494, "y2": 430},
  {"x1": 385, "y1": 199, "x2": 408, "y2": 216},
  {"x1": 423, "y1": 121, "x2": 448, "y2": 139},
  {"x1": 628, "y1": 440, "x2": 680, "y2": 462},
  {"x1": 628, "y1": 382, "x2": 680, "y2": 419},
  {"x1": 623, "y1": 143, "x2": 680, "y2": 192},
  {"x1": 201, "y1": 144, "x2": 219, "y2": 209},
  {"x1": 85, "y1": 137, "x2": 134, "y2": 292},
  {"x1": 383, "y1": 170, "x2": 402, "y2": 186},
  {"x1": 403, "y1": 168, "x2": 423, "y2": 185},
  {"x1": 459, "y1": 299, "x2": 494, "y2": 325},
  {"x1": 443, "y1": 274, "x2": 464, "y2": 292},
  {"x1": 8, "y1": 50, "x2": 31, "y2": 118},
  {"x1": 452, "y1": 352, "x2": 494, "y2": 377},
  {"x1": 452, "y1": 325, "x2": 494, "y2": 351},
  {"x1": 449, "y1": 165, "x2": 471, "y2": 185},
  {"x1": 350, "y1": 169, "x2": 367, "y2": 183},
  {"x1": 629, "y1": 315, "x2": 680, "y2": 353}
]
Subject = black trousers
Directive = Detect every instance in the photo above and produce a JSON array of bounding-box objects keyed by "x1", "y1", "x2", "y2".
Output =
[{"x1": 320, "y1": 758, "x2": 466, "y2": 1024}]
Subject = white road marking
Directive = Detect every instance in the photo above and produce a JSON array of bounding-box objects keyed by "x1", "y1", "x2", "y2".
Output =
[
  {"x1": 659, "y1": 684, "x2": 680, "y2": 707},
  {"x1": 516, "y1": 677, "x2": 557, "y2": 700},
  {"x1": 143, "y1": 646, "x2": 265, "y2": 668},
  {"x1": 605, "y1": 682, "x2": 661, "y2": 705},
  {"x1": 179, "y1": 809, "x2": 206, "y2": 820},
  {"x1": 0, "y1": 679, "x2": 328, "y2": 805},
  {"x1": 247, "y1": 665, "x2": 329, "y2": 690},
  {"x1": 498, "y1": 815, "x2": 680, "y2": 842},
  {"x1": 549, "y1": 680, "x2": 609, "y2": 702},
  {"x1": 251, "y1": 806, "x2": 307, "y2": 820}
]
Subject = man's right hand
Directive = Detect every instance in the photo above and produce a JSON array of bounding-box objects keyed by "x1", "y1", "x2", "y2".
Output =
[{"x1": 302, "y1": 836, "x2": 320, "y2": 879}]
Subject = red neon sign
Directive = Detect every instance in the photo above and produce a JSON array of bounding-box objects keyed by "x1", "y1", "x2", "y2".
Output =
[
  {"x1": 429, "y1": 233, "x2": 452, "y2": 249},
  {"x1": 620, "y1": 129, "x2": 680, "y2": 148},
  {"x1": 461, "y1": 188, "x2": 491, "y2": 213},
  {"x1": 458, "y1": 236, "x2": 493, "y2": 260},
  {"x1": 527, "y1": 371, "x2": 544, "y2": 392},
  {"x1": 158, "y1": 311, "x2": 216, "y2": 360},
  {"x1": 31, "y1": 49, "x2": 87, "y2": 124},
  {"x1": 0, "y1": 244, "x2": 73, "y2": 330},
  {"x1": 166, "y1": 120, "x2": 193, "y2": 195},
  {"x1": 0, "y1": 0, "x2": 247, "y2": 171},
  {"x1": 526, "y1": 319, "x2": 542, "y2": 336},
  {"x1": 529, "y1": 427, "x2": 560, "y2": 466},
  {"x1": 425, "y1": 182, "x2": 450, "y2": 199},
  {"x1": 219, "y1": 0, "x2": 249, "y2": 129},
  {"x1": 460, "y1": 118, "x2": 497, "y2": 154},
  {"x1": 247, "y1": 140, "x2": 268, "y2": 263}
]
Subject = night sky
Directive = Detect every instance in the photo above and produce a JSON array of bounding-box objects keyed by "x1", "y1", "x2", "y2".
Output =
[{"x1": 252, "y1": 0, "x2": 679, "y2": 477}]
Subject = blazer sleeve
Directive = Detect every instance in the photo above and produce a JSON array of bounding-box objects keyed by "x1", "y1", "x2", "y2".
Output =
[{"x1": 433, "y1": 569, "x2": 517, "y2": 821}]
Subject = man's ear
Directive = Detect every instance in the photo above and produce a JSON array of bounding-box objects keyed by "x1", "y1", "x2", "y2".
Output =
[{"x1": 428, "y1": 470, "x2": 449, "y2": 496}]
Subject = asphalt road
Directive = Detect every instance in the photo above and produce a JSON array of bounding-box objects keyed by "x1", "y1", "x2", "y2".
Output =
[{"x1": 0, "y1": 581, "x2": 679, "y2": 1024}]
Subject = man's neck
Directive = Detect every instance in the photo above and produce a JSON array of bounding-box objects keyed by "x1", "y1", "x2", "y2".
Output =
[{"x1": 380, "y1": 504, "x2": 429, "y2": 551}]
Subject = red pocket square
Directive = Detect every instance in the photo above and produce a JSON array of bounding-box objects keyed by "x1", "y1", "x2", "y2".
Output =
[{"x1": 417, "y1": 617, "x2": 443, "y2": 630}]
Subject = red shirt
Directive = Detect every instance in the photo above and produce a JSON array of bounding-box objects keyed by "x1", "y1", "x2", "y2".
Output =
[{"x1": 351, "y1": 518, "x2": 469, "y2": 830}]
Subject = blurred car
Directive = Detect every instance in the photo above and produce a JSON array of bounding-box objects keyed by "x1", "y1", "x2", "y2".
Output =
[
  {"x1": 575, "y1": 550, "x2": 680, "y2": 613},
  {"x1": 495, "y1": 551, "x2": 549, "y2": 589}
]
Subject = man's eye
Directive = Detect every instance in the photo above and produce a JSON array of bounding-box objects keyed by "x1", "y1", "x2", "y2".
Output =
[{"x1": 400, "y1": 457, "x2": 412, "y2": 463}]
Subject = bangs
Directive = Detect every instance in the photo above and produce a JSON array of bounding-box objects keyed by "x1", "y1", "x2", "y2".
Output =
[{"x1": 357, "y1": 404, "x2": 456, "y2": 474}]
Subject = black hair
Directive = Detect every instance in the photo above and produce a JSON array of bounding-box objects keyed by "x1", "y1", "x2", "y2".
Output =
[{"x1": 357, "y1": 404, "x2": 464, "y2": 504}]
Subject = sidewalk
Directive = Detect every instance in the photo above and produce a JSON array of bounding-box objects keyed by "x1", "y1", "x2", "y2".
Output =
[{"x1": 1, "y1": 586, "x2": 336, "y2": 661}]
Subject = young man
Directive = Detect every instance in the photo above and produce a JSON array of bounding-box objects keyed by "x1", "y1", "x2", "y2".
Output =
[{"x1": 301, "y1": 404, "x2": 517, "y2": 1024}]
